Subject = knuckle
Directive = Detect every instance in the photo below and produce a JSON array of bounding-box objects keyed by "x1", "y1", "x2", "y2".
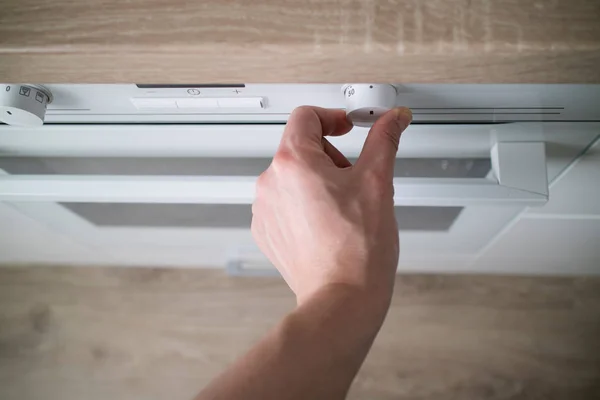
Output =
[
  {"x1": 274, "y1": 148, "x2": 295, "y2": 164},
  {"x1": 272, "y1": 149, "x2": 300, "y2": 174}
]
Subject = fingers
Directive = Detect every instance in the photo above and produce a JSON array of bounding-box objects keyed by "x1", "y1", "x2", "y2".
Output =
[
  {"x1": 322, "y1": 138, "x2": 352, "y2": 168},
  {"x1": 280, "y1": 106, "x2": 353, "y2": 151},
  {"x1": 356, "y1": 107, "x2": 412, "y2": 181}
]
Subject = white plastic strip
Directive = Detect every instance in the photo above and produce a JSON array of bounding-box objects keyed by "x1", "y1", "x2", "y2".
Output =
[
  {"x1": 0, "y1": 175, "x2": 547, "y2": 206},
  {"x1": 0, "y1": 123, "x2": 497, "y2": 158}
]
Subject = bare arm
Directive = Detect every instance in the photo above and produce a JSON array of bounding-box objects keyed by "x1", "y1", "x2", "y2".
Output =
[
  {"x1": 198, "y1": 284, "x2": 390, "y2": 400},
  {"x1": 196, "y1": 106, "x2": 412, "y2": 400}
]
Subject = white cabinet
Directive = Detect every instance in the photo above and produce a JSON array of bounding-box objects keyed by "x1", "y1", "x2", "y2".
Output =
[{"x1": 1, "y1": 83, "x2": 599, "y2": 274}]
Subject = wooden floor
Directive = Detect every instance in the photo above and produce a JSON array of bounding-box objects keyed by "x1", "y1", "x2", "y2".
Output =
[{"x1": 0, "y1": 266, "x2": 599, "y2": 400}]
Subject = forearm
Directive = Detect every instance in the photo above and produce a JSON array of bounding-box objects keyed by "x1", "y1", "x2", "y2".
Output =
[{"x1": 196, "y1": 283, "x2": 392, "y2": 400}]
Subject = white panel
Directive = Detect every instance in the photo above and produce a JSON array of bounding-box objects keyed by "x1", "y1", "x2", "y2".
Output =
[
  {"x1": 217, "y1": 97, "x2": 264, "y2": 108},
  {"x1": 398, "y1": 206, "x2": 523, "y2": 255},
  {"x1": 526, "y1": 137, "x2": 600, "y2": 216},
  {"x1": 38, "y1": 84, "x2": 600, "y2": 123},
  {"x1": 0, "y1": 202, "x2": 107, "y2": 265},
  {"x1": 130, "y1": 98, "x2": 177, "y2": 109},
  {"x1": 5, "y1": 202, "x2": 518, "y2": 264},
  {"x1": 474, "y1": 219, "x2": 600, "y2": 275},
  {"x1": 175, "y1": 98, "x2": 219, "y2": 108},
  {"x1": 132, "y1": 97, "x2": 263, "y2": 110}
]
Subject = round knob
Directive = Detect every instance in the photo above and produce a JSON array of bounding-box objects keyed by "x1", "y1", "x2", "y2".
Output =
[
  {"x1": 342, "y1": 84, "x2": 398, "y2": 127},
  {"x1": 0, "y1": 84, "x2": 53, "y2": 127}
]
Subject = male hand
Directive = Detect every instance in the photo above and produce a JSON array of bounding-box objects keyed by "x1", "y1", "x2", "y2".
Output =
[{"x1": 251, "y1": 106, "x2": 412, "y2": 305}]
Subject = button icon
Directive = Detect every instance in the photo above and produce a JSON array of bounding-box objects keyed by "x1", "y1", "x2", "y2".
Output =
[
  {"x1": 19, "y1": 86, "x2": 31, "y2": 97},
  {"x1": 187, "y1": 88, "x2": 201, "y2": 95},
  {"x1": 35, "y1": 91, "x2": 45, "y2": 103}
]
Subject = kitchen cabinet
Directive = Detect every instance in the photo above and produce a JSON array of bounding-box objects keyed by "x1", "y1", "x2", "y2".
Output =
[{"x1": 0, "y1": 84, "x2": 598, "y2": 274}]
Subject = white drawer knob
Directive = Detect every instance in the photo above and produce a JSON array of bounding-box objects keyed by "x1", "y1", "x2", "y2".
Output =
[
  {"x1": 342, "y1": 84, "x2": 398, "y2": 127},
  {"x1": 0, "y1": 84, "x2": 53, "y2": 127}
]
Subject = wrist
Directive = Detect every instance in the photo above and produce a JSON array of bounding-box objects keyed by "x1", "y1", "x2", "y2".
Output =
[{"x1": 297, "y1": 282, "x2": 393, "y2": 327}]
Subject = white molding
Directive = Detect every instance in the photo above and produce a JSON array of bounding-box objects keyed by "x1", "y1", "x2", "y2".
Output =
[
  {"x1": 0, "y1": 175, "x2": 548, "y2": 206},
  {"x1": 34, "y1": 83, "x2": 600, "y2": 124},
  {"x1": 0, "y1": 123, "x2": 497, "y2": 158},
  {"x1": 0, "y1": 137, "x2": 550, "y2": 206}
]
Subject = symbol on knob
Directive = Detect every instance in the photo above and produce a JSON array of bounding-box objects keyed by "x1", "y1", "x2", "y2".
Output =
[{"x1": 19, "y1": 86, "x2": 31, "y2": 97}]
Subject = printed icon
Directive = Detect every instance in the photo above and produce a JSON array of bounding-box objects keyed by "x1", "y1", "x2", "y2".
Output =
[
  {"x1": 5, "y1": 86, "x2": 10, "y2": 92},
  {"x1": 19, "y1": 86, "x2": 31, "y2": 97},
  {"x1": 35, "y1": 91, "x2": 45, "y2": 103},
  {"x1": 187, "y1": 88, "x2": 201, "y2": 95}
]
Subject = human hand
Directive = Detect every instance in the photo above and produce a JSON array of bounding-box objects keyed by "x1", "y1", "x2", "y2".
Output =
[{"x1": 251, "y1": 106, "x2": 412, "y2": 306}]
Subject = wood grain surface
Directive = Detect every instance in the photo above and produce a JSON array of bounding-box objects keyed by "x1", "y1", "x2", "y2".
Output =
[
  {"x1": 1, "y1": 0, "x2": 600, "y2": 83},
  {"x1": 0, "y1": 266, "x2": 599, "y2": 400}
]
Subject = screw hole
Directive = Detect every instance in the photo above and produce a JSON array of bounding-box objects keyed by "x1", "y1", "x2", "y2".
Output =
[
  {"x1": 369, "y1": 85, "x2": 373, "y2": 89},
  {"x1": 369, "y1": 110, "x2": 374, "y2": 115},
  {"x1": 6, "y1": 111, "x2": 12, "y2": 115}
]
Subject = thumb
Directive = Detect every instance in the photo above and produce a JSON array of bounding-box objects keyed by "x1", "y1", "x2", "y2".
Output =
[{"x1": 356, "y1": 107, "x2": 412, "y2": 180}]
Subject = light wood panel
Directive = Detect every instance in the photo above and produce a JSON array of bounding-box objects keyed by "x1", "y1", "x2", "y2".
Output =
[
  {"x1": 1, "y1": 0, "x2": 599, "y2": 83},
  {"x1": 0, "y1": 266, "x2": 599, "y2": 399}
]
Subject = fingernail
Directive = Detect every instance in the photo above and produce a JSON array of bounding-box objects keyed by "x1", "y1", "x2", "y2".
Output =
[{"x1": 393, "y1": 107, "x2": 413, "y2": 126}]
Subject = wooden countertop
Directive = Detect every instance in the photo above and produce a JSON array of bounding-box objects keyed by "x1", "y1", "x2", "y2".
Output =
[{"x1": 1, "y1": 0, "x2": 600, "y2": 83}]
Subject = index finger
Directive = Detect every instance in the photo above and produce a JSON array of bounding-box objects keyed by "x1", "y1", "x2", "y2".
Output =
[{"x1": 280, "y1": 106, "x2": 353, "y2": 150}]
